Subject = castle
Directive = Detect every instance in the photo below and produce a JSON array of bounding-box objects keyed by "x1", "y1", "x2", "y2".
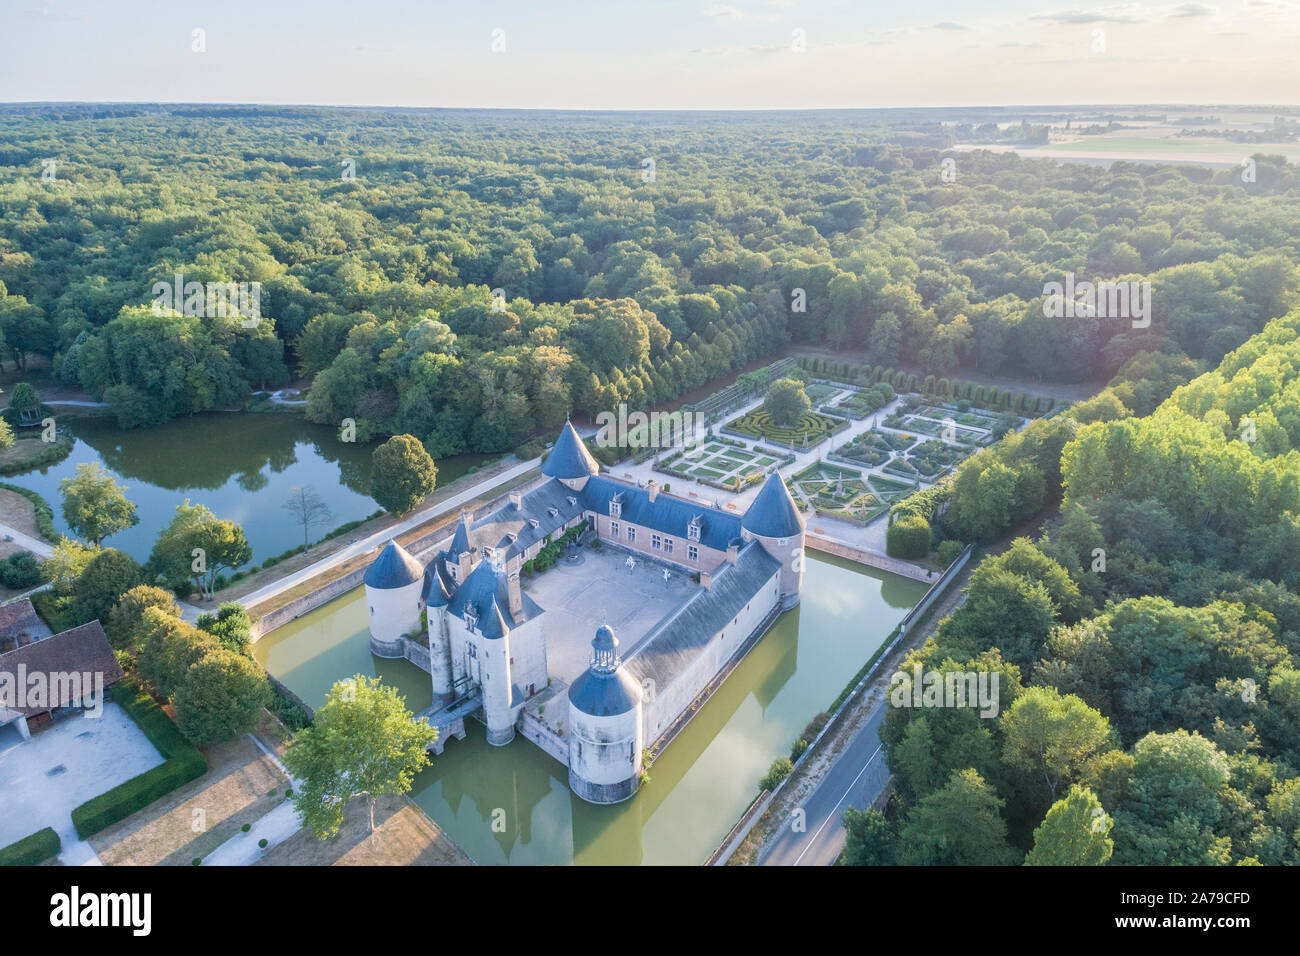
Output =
[{"x1": 364, "y1": 420, "x2": 805, "y2": 804}]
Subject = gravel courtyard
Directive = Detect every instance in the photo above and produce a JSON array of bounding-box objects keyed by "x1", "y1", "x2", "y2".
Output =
[{"x1": 0, "y1": 702, "x2": 164, "y2": 849}]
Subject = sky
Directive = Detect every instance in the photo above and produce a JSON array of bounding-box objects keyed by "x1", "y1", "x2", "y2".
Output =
[{"x1": 1, "y1": 0, "x2": 1298, "y2": 109}]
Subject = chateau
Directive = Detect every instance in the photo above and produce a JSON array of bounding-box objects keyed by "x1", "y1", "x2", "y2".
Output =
[{"x1": 364, "y1": 420, "x2": 805, "y2": 804}]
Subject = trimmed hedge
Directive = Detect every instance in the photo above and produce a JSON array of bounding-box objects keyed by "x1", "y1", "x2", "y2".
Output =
[
  {"x1": 70, "y1": 678, "x2": 208, "y2": 839},
  {"x1": 0, "y1": 827, "x2": 61, "y2": 866},
  {"x1": 886, "y1": 513, "x2": 932, "y2": 560}
]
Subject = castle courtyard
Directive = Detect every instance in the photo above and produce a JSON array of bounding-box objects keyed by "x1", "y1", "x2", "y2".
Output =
[{"x1": 521, "y1": 542, "x2": 699, "y2": 685}]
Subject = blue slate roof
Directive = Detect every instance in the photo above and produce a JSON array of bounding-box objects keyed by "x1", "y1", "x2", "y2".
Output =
[
  {"x1": 741, "y1": 471, "x2": 805, "y2": 539},
  {"x1": 425, "y1": 557, "x2": 454, "y2": 607},
  {"x1": 470, "y1": 479, "x2": 585, "y2": 561},
  {"x1": 581, "y1": 475, "x2": 743, "y2": 552},
  {"x1": 449, "y1": 512, "x2": 471, "y2": 556},
  {"x1": 569, "y1": 666, "x2": 642, "y2": 717},
  {"x1": 540, "y1": 420, "x2": 600, "y2": 479},
  {"x1": 445, "y1": 555, "x2": 541, "y2": 635},
  {"x1": 364, "y1": 540, "x2": 425, "y2": 590},
  {"x1": 624, "y1": 540, "x2": 781, "y2": 691}
]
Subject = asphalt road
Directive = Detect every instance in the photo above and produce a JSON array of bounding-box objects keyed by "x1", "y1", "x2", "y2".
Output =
[{"x1": 759, "y1": 701, "x2": 892, "y2": 866}]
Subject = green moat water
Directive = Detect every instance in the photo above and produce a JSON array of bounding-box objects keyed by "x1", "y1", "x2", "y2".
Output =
[
  {"x1": 5, "y1": 413, "x2": 493, "y2": 563},
  {"x1": 253, "y1": 550, "x2": 928, "y2": 865}
]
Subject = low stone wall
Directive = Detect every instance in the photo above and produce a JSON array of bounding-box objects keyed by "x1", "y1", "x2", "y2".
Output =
[
  {"x1": 519, "y1": 712, "x2": 568, "y2": 766},
  {"x1": 250, "y1": 565, "x2": 368, "y2": 642},
  {"x1": 805, "y1": 534, "x2": 935, "y2": 583},
  {"x1": 248, "y1": 475, "x2": 552, "y2": 643}
]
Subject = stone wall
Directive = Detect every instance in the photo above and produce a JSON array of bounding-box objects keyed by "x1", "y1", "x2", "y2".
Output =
[
  {"x1": 248, "y1": 475, "x2": 552, "y2": 643},
  {"x1": 519, "y1": 711, "x2": 568, "y2": 765},
  {"x1": 804, "y1": 533, "x2": 935, "y2": 582}
]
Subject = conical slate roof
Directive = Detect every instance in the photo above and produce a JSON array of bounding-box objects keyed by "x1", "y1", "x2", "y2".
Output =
[
  {"x1": 449, "y1": 512, "x2": 471, "y2": 556},
  {"x1": 364, "y1": 540, "x2": 425, "y2": 590},
  {"x1": 741, "y1": 471, "x2": 805, "y2": 539},
  {"x1": 569, "y1": 626, "x2": 640, "y2": 717},
  {"x1": 540, "y1": 420, "x2": 599, "y2": 479}
]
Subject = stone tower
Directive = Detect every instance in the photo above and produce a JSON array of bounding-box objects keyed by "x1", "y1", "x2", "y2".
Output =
[
  {"x1": 566, "y1": 624, "x2": 644, "y2": 804},
  {"x1": 740, "y1": 471, "x2": 806, "y2": 608}
]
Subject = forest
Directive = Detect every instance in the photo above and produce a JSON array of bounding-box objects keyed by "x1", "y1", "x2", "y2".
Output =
[
  {"x1": 849, "y1": 308, "x2": 1300, "y2": 866},
  {"x1": 2, "y1": 104, "x2": 1299, "y2": 459}
]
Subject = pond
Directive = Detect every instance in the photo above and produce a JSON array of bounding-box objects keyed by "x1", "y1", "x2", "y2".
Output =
[
  {"x1": 3, "y1": 413, "x2": 493, "y2": 563},
  {"x1": 252, "y1": 550, "x2": 929, "y2": 865}
]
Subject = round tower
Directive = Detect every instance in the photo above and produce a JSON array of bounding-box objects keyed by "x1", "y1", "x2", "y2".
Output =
[
  {"x1": 741, "y1": 471, "x2": 807, "y2": 608},
  {"x1": 567, "y1": 625, "x2": 643, "y2": 804},
  {"x1": 364, "y1": 540, "x2": 427, "y2": 655},
  {"x1": 425, "y1": 560, "x2": 454, "y2": 705}
]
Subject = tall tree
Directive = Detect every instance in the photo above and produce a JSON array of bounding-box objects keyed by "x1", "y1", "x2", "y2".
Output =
[
  {"x1": 370, "y1": 434, "x2": 438, "y2": 515},
  {"x1": 282, "y1": 484, "x2": 333, "y2": 547},
  {"x1": 284, "y1": 675, "x2": 438, "y2": 837},
  {"x1": 59, "y1": 462, "x2": 140, "y2": 546}
]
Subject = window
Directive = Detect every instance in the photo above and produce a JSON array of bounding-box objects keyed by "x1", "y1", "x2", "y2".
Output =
[
  {"x1": 663, "y1": 538, "x2": 674, "y2": 555},
  {"x1": 610, "y1": 495, "x2": 622, "y2": 519},
  {"x1": 687, "y1": 545, "x2": 699, "y2": 562},
  {"x1": 627, "y1": 527, "x2": 636, "y2": 543},
  {"x1": 651, "y1": 533, "x2": 662, "y2": 550},
  {"x1": 687, "y1": 518, "x2": 701, "y2": 542},
  {"x1": 610, "y1": 521, "x2": 620, "y2": 537}
]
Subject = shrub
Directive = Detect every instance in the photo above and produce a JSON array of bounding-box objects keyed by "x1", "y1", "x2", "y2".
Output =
[
  {"x1": 760, "y1": 756, "x2": 795, "y2": 792},
  {"x1": 258, "y1": 838, "x2": 268, "y2": 848},
  {"x1": 0, "y1": 551, "x2": 42, "y2": 590},
  {"x1": 935, "y1": 539, "x2": 966, "y2": 566},
  {"x1": 887, "y1": 513, "x2": 932, "y2": 560},
  {"x1": 0, "y1": 827, "x2": 60, "y2": 865},
  {"x1": 241, "y1": 823, "x2": 251, "y2": 832}
]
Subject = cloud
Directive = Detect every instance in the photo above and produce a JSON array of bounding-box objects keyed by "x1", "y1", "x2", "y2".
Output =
[
  {"x1": 929, "y1": 21, "x2": 970, "y2": 30},
  {"x1": 1167, "y1": 2, "x2": 1216, "y2": 15},
  {"x1": 702, "y1": 4, "x2": 748, "y2": 21},
  {"x1": 1031, "y1": 9, "x2": 1144, "y2": 24}
]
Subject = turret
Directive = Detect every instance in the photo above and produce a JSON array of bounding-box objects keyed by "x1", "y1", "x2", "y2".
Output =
[
  {"x1": 740, "y1": 471, "x2": 806, "y2": 608},
  {"x1": 540, "y1": 419, "x2": 600, "y2": 492},
  {"x1": 567, "y1": 625, "x2": 643, "y2": 804},
  {"x1": 364, "y1": 540, "x2": 427, "y2": 655}
]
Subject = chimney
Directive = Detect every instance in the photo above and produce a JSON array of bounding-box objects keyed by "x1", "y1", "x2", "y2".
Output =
[
  {"x1": 509, "y1": 491, "x2": 523, "y2": 510},
  {"x1": 726, "y1": 539, "x2": 740, "y2": 564},
  {"x1": 508, "y1": 571, "x2": 524, "y2": 621},
  {"x1": 647, "y1": 480, "x2": 659, "y2": 503}
]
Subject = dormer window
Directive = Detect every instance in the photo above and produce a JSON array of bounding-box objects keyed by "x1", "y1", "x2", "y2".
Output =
[
  {"x1": 528, "y1": 518, "x2": 539, "y2": 529},
  {"x1": 506, "y1": 532, "x2": 518, "y2": 544},
  {"x1": 610, "y1": 494, "x2": 622, "y2": 520},
  {"x1": 464, "y1": 608, "x2": 478, "y2": 632},
  {"x1": 548, "y1": 507, "x2": 559, "y2": 518},
  {"x1": 566, "y1": 496, "x2": 577, "y2": 507},
  {"x1": 687, "y1": 516, "x2": 702, "y2": 542}
]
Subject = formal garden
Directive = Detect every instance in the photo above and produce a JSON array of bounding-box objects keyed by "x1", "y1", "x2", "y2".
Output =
[
  {"x1": 784, "y1": 461, "x2": 915, "y2": 524},
  {"x1": 655, "y1": 437, "x2": 793, "y2": 492},
  {"x1": 724, "y1": 408, "x2": 849, "y2": 448}
]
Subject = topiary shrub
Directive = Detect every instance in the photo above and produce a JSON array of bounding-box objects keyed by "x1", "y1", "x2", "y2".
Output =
[
  {"x1": 0, "y1": 827, "x2": 60, "y2": 865},
  {"x1": 887, "y1": 513, "x2": 932, "y2": 560}
]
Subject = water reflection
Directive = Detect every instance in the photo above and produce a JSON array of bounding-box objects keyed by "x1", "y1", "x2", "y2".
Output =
[{"x1": 254, "y1": 551, "x2": 928, "y2": 865}]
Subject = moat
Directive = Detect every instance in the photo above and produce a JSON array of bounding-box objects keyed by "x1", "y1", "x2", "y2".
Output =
[{"x1": 253, "y1": 550, "x2": 927, "y2": 865}]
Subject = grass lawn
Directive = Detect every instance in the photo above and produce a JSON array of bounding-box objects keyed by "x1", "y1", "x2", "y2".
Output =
[
  {"x1": 88, "y1": 717, "x2": 290, "y2": 866},
  {"x1": 257, "y1": 794, "x2": 472, "y2": 866}
]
